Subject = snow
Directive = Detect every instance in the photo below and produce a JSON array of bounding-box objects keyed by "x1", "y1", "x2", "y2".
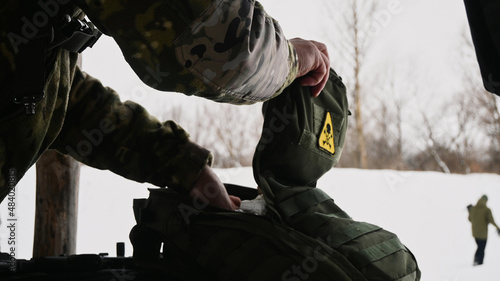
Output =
[{"x1": 2, "y1": 166, "x2": 500, "y2": 280}]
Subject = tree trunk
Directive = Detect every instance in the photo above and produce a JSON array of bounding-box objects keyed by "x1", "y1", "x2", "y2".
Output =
[
  {"x1": 431, "y1": 149, "x2": 451, "y2": 174},
  {"x1": 352, "y1": 1, "x2": 368, "y2": 169}
]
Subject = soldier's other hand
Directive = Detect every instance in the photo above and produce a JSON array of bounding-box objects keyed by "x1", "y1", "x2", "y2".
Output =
[
  {"x1": 290, "y1": 38, "x2": 330, "y2": 98},
  {"x1": 190, "y1": 165, "x2": 241, "y2": 211}
]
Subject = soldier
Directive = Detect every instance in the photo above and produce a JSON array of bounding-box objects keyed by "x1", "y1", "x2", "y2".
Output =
[
  {"x1": 0, "y1": 0, "x2": 330, "y2": 209},
  {"x1": 468, "y1": 195, "x2": 500, "y2": 265}
]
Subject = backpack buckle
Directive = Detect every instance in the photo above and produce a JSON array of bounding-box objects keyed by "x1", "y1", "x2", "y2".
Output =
[
  {"x1": 49, "y1": 15, "x2": 102, "y2": 53},
  {"x1": 13, "y1": 91, "x2": 46, "y2": 115}
]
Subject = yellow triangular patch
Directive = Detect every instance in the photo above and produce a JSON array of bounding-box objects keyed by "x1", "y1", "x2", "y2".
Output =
[{"x1": 319, "y1": 112, "x2": 335, "y2": 154}]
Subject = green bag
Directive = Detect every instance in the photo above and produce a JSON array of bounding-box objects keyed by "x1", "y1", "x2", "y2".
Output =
[
  {"x1": 129, "y1": 68, "x2": 420, "y2": 280},
  {"x1": 253, "y1": 67, "x2": 349, "y2": 221},
  {"x1": 253, "y1": 68, "x2": 420, "y2": 280},
  {"x1": 130, "y1": 188, "x2": 368, "y2": 281}
]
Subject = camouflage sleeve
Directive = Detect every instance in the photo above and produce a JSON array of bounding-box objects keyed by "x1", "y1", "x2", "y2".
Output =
[
  {"x1": 51, "y1": 68, "x2": 212, "y2": 193},
  {"x1": 71, "y1": 0, "x2": 298, "y2": 104}
]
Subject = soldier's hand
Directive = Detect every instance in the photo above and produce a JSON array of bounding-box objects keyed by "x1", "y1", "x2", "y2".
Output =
[
  {"x1": 290, "y1": 38, "x2": 330, "y2": 98},
  {"x1": 190, "y1": 165, "x2": 241, "y2": 211}
]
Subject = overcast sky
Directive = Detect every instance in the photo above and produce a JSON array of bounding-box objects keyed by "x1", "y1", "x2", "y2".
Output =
[{"x1": 262, "y1": 0, "x2": 471, "y2": 95}]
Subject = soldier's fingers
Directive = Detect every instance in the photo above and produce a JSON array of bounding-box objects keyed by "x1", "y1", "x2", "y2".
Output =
[
  {"x1": 299, "y1": 50, "x2": 328, "y2": 85},
  {"x1": 311, "y1": 40, "x2": 330, "y2": 62},
  {"x1": 229, "y1": 195, "x2": 242, "y2": 209},
  {"x1": 300, "y1": 52, "x2": 330, "y2": 97},
  {"x1": 311, "y1": 52, "x2": 330, "y2": 97},
  {"x1": 290, "y1": 38, "x2": 322, "y2": 78}
]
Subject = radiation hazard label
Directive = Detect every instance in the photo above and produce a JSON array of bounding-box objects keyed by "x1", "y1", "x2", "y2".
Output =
[{"x1": 319, "y1": 112, "x2": 335, "y2": 154}]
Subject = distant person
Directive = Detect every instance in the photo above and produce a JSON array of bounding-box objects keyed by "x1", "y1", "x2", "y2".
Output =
[{"x1": 467, "y1": 195, "x2": 500, "y2": 265}]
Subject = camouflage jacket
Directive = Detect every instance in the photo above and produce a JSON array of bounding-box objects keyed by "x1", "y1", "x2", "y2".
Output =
[{"x1": 0, "y1": 0, "x2": 298, "y2": 202}]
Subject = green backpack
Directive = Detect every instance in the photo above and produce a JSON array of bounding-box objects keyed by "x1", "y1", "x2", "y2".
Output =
[
  {"x1": 130, "y1": 68, "x2": 421, "y2": 281},
  {"x1": 253, "y1": 68, "x2": 420, "y2": 280}
]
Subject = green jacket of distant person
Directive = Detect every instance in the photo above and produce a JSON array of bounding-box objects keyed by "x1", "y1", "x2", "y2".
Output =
[
  {"x1": 0, "y1": 0, "x2": 300, "y2": 202},
  {"x1": 468, "y1": 195, "x2": 500, "y2": 240}
]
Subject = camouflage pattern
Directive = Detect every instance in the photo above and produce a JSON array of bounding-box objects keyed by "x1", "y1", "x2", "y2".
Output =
[
  {"x1": 1, "y1": 48, "x2": 212, "y2": 202},
  {"x1": 175, "y1": 0, "x2": 294, "y2": 102},
  {"x1": 73, "y1": 0, "x2": 298, "y2": 104},
  {"x1": 0, "y1": 0, "x2": 298, "y2": 201}
]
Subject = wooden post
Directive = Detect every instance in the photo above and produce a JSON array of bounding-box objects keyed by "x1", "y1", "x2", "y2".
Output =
[{"x1": 33, "y1": 150, "x2": 80, "y2": 257}]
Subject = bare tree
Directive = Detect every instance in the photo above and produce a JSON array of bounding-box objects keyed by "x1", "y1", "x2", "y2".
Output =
[
  {"x1": 160, "y1": 100, "x2": 263, "y2": 168},
  {"x1": 324, "y1": 0, "x2": 380, "y2": 169},
  {"x1": 455, "y1": 26, "x2": 500, "y2": 173},
  {"x1": 448, "y1": 91, "x2": 480, "y2": 173},
  {"x1": 466, "y1": 84, "x2": 500, "y2": 172},
  {"x1": 410, "y1": 91, "x2": 478, "y2": 174},
  {"x1": 418, "y1": 108, "x2": 451, "y2": 174},
  {"x1": 365, "y1": 66, "x2": 416, "y2": 170},
  {"x1": 198, "y1": 103, "x2": 263, "y2": 168}
]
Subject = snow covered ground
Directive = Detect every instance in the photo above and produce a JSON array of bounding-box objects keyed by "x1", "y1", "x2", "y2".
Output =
[{"x1": 1, "y1": 166, "x2": 500, "y2": 280}]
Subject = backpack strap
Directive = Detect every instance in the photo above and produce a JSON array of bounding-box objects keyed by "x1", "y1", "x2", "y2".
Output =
[
  {"x1": 130, "y1": 188, "x2": 369, "y2": 281},
  {"x1": 13, "y1": 34, "x2": 47, "y2": 115},
  {"x1": 12, "y1": 14, "x2": 101, "y2": 115},
  {"x1": 351, "y1": 237, "x2": 407, "y2": 269},
  {"x1": 322, "y1": 222, "x2": 381, "y2": 249},
  {"x1": 277, "y1": 186, "x2": 332, "y2": 218}
]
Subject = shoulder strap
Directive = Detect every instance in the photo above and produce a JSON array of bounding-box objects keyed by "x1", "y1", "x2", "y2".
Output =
[
  {"x1": 12, "y1": 14, "x2": 101, "y2": 115},
  {"x1": 12, "y1": 31, "x2": 48, "y2": 115}
]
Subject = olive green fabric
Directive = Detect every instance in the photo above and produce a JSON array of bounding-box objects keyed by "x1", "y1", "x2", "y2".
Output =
[
  {"x1": 262, "y1": 181, "x2": 421, "y2": 281},
  {"x1": 253, "y1": 68, "x2": 348, "y2": 189},
  {"x1": 468, "y1": 196, "x2": 500, "y2": 239},
  {"x1": 131, "y1": 188, "x2": 369, "y2": 281},
  {"x1": 252, "y1": 69, "x2": 421, "y2": 280},
  {"x1": 253, "y1": 68, "x2": 349, "y2": 221}
]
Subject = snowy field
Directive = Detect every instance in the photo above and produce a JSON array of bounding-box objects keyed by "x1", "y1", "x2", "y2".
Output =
[{"x1": 1, "y1": 166, "x2": 500, "y2": 281}]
